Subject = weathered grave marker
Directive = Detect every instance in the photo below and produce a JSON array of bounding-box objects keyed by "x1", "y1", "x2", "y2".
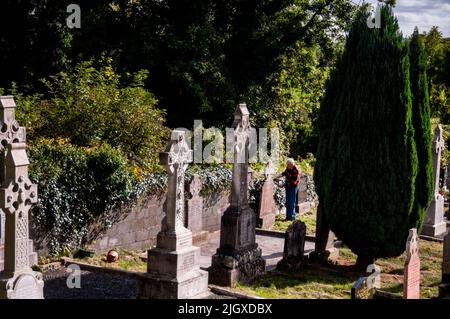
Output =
[
  {"x1": 422, "y1": 125, "x2": 447, "y2": 237},
  {"x1": 138, "y1": 130, "x2": 209, "y2": 299},
  {"x1": 403, "y1": 228, "x2": 420, "y2": 299},
  {"x1": 276, "y1": 221, "x2": 307, "y2": 271},
  {"x1": 209, "y1": 104, "x2": 265, "y2": 287},
  {"x1": 257, "y1": 161, "x2": 276, "y2": 229}
]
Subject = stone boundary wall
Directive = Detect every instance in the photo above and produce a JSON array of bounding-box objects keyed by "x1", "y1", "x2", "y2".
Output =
[{"x1": 91, "y1": 186, "x2": 230, "y2": 252}]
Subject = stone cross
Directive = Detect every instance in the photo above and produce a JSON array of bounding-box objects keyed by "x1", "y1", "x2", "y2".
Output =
[
  {"x1": 0, "y1": 96, "x2": 26, "y2": 150},
  {"x1": 159, "y1": 130, "x2": 193, "y2": 232},
  {"x1": 404, "y1": 228, "x2": 420, "y2": 299},
  {"x1": 432, "y1": 125, "x2": 445, "y2": 194},
  {"x1": 0, "y1": 143, "x2": 37, "y2": 275},
  {"x1": 230, "y1": 104, "x2": 250, "y2": 209}
]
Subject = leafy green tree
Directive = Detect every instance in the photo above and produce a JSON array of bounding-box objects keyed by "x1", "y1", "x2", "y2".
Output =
[
  {"x1": 408, "y1": 28, "x2": 433, "y2": 229},
  {"x1": 314, "y1": 5, "x2": 418, "y2": 268}
]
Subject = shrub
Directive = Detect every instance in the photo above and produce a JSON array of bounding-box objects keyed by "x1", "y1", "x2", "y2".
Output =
[
  {"x1": 15, "y1": 58, "x2": 169, "y2": 171},
  {"x1": 29, "y1": 139, "x2": 134, "y2": 255}
]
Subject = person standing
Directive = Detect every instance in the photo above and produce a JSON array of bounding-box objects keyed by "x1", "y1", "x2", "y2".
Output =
[{"x1": 274, "y1": 158, "x2": 301, "y2": 221}]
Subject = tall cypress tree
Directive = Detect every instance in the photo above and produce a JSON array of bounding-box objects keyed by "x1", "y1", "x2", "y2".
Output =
[
  {"x1": 314, "y1": 5, "x2": 419, "y2": 268},
  {"x1": 408, "y1": 28, "x2": 433, "y2": 230}
]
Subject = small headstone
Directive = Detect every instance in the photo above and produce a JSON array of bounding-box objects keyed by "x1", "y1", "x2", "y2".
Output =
[
  {"x1": 422, "y1": 125, "x2": 446, "y2": 237},
  {"x1": 403, "y1": 228, "x2": 420, "y2": 299},
  {"x1": 185, "y1": 174, "x2": 208, "y2": 245},
  {"x1": 257, "y1": 161, "x2": 276, "y2": 229},
  {"x1": 276, "y1": 221, "x2": 307, "y2": 271},
  {"x1": 351, "y1": 277, "x2": 374, "y2": 299}
]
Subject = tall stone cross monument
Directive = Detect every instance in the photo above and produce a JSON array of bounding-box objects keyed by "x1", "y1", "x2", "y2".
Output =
[
  {"x1": 0, "y1": 96, "x2": 42, "y2": 299},
  {"x1": 209, "y1": 103, "x2": 265, "y2": 287},
  {"x1": 0, "y1": 142, "x2": 42, "y2": 299},
  {"x1": 422, "y1": 124, "x2": 447, "y2": 237},
  {"x1": 138, "y1": 130, "x2": 209, "y2": 299}
]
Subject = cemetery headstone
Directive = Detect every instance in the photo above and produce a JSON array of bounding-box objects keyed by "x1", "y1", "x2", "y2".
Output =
[
  {"x1": 440, "y1": 232, "x2": 450, "y2": 298},
  {"x1": 296, "y1": 175, "x2": 315, "y2": 215},
  {"x1": 309, "y1": 202, "x2": 338, "y2": 263},
  {"x1": 257, "y1": 161, "x2": 276, "y2": 229},
  {"x1": 422, "y1": 125, "x2": 447, "y2": 237},
  {"x1": 208, "y1": 104, "x2": 265, "y2": 287},
  {"x1": 276, "y1": 221, "x2": 307, "y2": 271},
  {"x1": 137, "y1": 130, "x2": 209, "y2": 299},
  {"x1": 403, "y1": 228, "x2": 420, "y2": 299},
  {"x1": 0, "y1": 142, "x2": 43, "y2": 299},
  {"x1": 185, "y1": 174, "x2": 208, "y2": 245}
]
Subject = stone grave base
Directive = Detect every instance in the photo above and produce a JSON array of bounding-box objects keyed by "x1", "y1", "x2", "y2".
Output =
[
  {"x1": 0, "y1": 240, "x2": 38, "y2": 271},
  {"x1": 138, "y1": 232, "x2": 210, "y2": 299},
  {"x1": 421, "y1": 222, "x2": 447, "y2": 238},
  {"x1": 208, "y1": 246, "x2": 265, "y2": 287},
  {"x1": 0, "y1": 271, "x2": 44, "y2": 299},
  {"x1": 137, "y1": 269, "x2": 209, "y2": 299}
]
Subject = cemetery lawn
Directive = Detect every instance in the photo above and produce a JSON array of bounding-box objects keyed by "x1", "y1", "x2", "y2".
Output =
[
  {"x1": 234, "y1": 239, "x2": 443, "y2": 299},
  {"x1": 273, "y1": 208, "x2": 316, "y2": 235},
  {"x1": 71, "y1": 249, "x2": 147, "y2": 272}
]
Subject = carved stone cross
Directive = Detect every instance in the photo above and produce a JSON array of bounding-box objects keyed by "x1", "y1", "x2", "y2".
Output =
[
  {"x1": 0, "y1": 143, "x2": 37, "y2": 275},
  {"x1": 159, "y1": 130, "x2": 193, "y2": 231},
  {"x1": 230, "y1": 104, "x2": 250, "y2": 208},
  {"x1": 432, "y1": 125, "x2": 445, "y2": 194},
  {"x1": 0, "y1": 96, "x2": 26, "y2": 151}
]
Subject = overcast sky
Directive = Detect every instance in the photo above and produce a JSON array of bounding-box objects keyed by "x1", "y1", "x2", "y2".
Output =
[{"x1": 363, "y1": 0, "x2": 450, "y2": 37}]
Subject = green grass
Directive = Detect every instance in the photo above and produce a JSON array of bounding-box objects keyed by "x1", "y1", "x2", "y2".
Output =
[
  {"x1": 234, "y1": 240, "x2": 443, "y2": 299},
  {"x1": 77, "y1": 248, "x2": 147, "y2": 272},
  {"x1": 273, "y1": 207, "x2": 317, "y2": 235}
]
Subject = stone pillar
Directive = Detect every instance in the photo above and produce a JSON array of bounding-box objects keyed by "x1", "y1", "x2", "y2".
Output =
[
  {"x1": 404, "y1": 229, "x2": 420, "y2": 299},
  {"x1": 208, "y1": 104, "x2": 265, "y2": 287},
  {"x1": 138, "y1": 130, "x2": 209, "y2": 299},
  {"x1": 185, "y1": 174, "x2": 208, "y2": 245},
  {"x1": 256, "y1": 161, "x2": 276, "y2": 229},
  {"x1": 309, "y1": 202, "x2": 338, "y2": 263},
  {"x1": 422, "y1": 125, "x2": 447, "y2": 237},
  {"x1": 0, "y1": 143, "x2": 43, "y2": 299}
]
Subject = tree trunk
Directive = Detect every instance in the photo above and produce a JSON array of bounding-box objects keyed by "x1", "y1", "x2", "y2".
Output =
[{"x1": 355, "y1": 255, "x2": 375, "y2": 272}]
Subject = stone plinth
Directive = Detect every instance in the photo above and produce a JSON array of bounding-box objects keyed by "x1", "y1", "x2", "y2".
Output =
[
  {"x1": 138, "y1": 228, "x2": 209, "y2": 299},
  {"x1": 422, "y1": 193, "x2": 446, "y2": 237},
  {"x1": 209, "y1": 205, "x2": 265, "y2": 287}
]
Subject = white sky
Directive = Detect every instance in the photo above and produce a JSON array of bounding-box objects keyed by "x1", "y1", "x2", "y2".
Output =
[{"x1": 362, "y1": 0, "x2": 450, "y2": 37}]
